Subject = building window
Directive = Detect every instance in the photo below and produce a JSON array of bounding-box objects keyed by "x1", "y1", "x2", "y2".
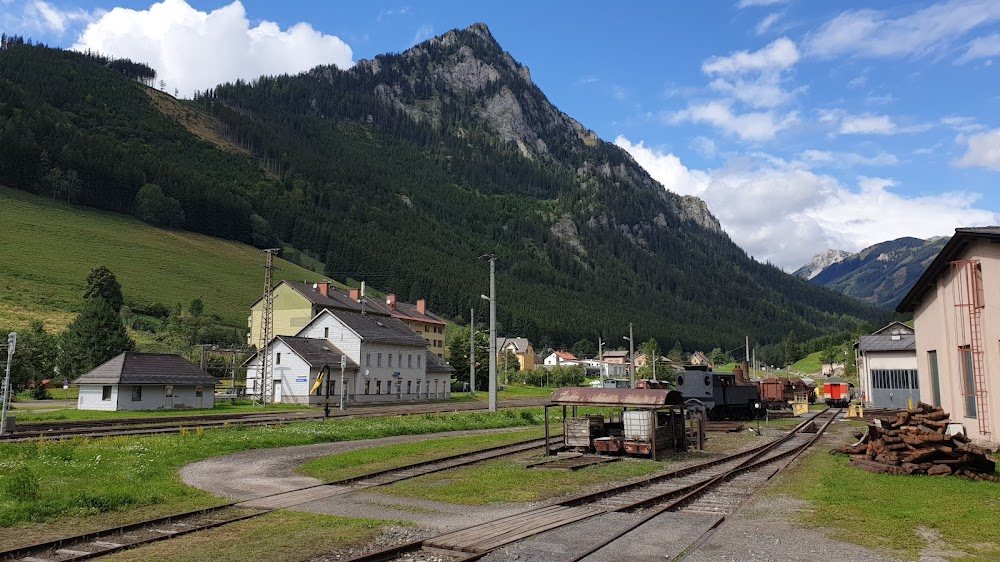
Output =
[
  {"x1": 276, "y1": 353, "x2": 281, "y2": 365},
  {"x1": 408, "y1": 355, "x2": 412, "y2": 368},
  {"x1": 416, "y1": 381, "x2": 421, "y2": 395},
  {"x1": 928, "y1": 351, "x2": 941, "y2": 406},
  {"x1": 398, "y1": 353, "x2": 402, "y2": 367},
  {"x1": 196, "y1": 386, "x2": 204, "y2": 398},
  {"x1": 102, "y1": 386, "x2": 112, "y2": 401},
  {"x1": 324, "y1": 327, "x2": 329, "y2": 338},
  {"x1": 165, "y1": 385, "x2": 174, "y2": 398},
  {"x1": 407, "y1": 381, "x2": 412, "y2": 394},
  {"x1": 131, "y1": 386, "x2": 142, "y2": 401},
  {"x1": 960, "y1": 346, "x2": 977, "y2": 418},
  {"x1": 417, "y1": 355, "x2": 422, "y2": 368},
  {"x1": 377, "y1": 353, "x2": 382, "y2": 367},
  {"x1": 376, "y1": 380, "x2": 381, "y2": 394},
  {"x1": 364, "y1": 380, "x2": 370, "y2": 394},
  {"x1": 388, "y1": 354, "x2": 393, "y2": 368},
  {"x1": 366, "y1": 353, "x2": 371, "y2": 366}
]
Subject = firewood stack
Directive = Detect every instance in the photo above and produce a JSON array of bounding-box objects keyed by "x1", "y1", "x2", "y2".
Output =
[{"x1": 831, "y1": 403, "x2": 999, "y2": 481}]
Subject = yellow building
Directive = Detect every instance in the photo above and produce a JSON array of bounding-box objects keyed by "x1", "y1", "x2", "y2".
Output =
[
  {"x1": 247, "y1": 281, "x2": 379, "y2": 347},
  {"x1": 248, "y1": 282, "x2": 448, "y2": 359},
  {"x1": 496, "y1": 337, "x2": 536, "y2": 371}
]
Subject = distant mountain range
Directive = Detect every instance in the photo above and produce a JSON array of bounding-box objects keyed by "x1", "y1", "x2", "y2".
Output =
[{"x1": 794, "y1": 237, "x2": 948, "y2": 309}]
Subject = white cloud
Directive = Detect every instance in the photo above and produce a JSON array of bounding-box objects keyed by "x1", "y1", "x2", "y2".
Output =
[
  {"x1": 755, "y1": 12, "x2": 783, "y2": 35},
  {"x1": 736, "y1": 0, "x2": 788, "y2": 8},
  {"x1": 940, "y1": 115, "x2": 985, "y2": 132},
  {"x1": 953, "y1": 129, "x2": 1000, "y2": 170},
  {"x1": 668, "y1": 101, "x2": 799, "y2": 141},
  {"x1": 701, "y1": 37, "x2": 800, "y2": 109},
  {"x1": 614, "y1": 136, "x2": 710, "y2": 197},
  {"x1": 818, "y1": 109, "x2": 932, "y2": 136},
  {"x1": 806, "y1": 0, "x2": 1000, "y2": 60},
  {"x1": 412, "y1": 24, "x2": 433, "y2": 45},
  {"x1": 957, "y1": 33, "x2": 1000, "y2": 63},
  {"x1": 71, "y1": 0, "x2": 353, "y2": 97},
  {"x1": 617, "y1": 135, "x2": 999, "y2": 269},
  {"x1": 690, "y1": 136, "x2": 717, "y2": 159},
  {"x1": 703, "y1": 37, "x2": 799, "y2": 74},
  {"x1": 799, "y1": 149, "x2": 899, "y2": 167},
  {"x1": 376, "y1": 7, "x2": 411, "y2": 23},
  {"x1": 14, "y1": 0, "x2": 97, "y2": 35}
]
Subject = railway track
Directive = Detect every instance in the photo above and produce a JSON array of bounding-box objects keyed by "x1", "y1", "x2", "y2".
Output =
[
  {"x1": 0, "y1": 435, "x2": 557, "y2": 562},
  {"x1": 345, "y1": 408, "x2": 841, "y2": 562},
  {"x1": 1, "y1": 398, "x2": 550, "y2": 442}
]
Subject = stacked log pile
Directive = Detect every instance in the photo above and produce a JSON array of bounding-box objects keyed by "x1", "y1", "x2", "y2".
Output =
[{"x1": 832, "y1": 403, "x2": 999, "y2": 481}]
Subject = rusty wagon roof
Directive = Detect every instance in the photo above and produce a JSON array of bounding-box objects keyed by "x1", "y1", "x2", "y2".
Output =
[{"x1": 549, "y1": 387, "x2": 683, "y2": 407}]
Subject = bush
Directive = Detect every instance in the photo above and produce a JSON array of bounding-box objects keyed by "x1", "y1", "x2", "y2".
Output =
[{"x1": 31, "y1": 386, "x2": 51, "y2": 400}]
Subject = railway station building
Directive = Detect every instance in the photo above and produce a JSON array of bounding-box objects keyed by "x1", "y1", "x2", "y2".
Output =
[
  {"x1": 245, "y1": 308, "x2": 453, "y2": 404},
  {"x1": 74, "y1": 352, "x2": 218, "y2": 411},
  {"x1": 897, "y1": 226, "x2": 1000, "y2": 445},
  {"x1": 856, "y1": 321, "x2": 919, "y2": 409}
]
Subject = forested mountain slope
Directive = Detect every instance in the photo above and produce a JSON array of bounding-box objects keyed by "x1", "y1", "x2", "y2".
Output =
[
  {"x1": 795, "y1": 237, "x2": 947, "y2": 309},
  {"x1": 0, "y1": 28, "x2": 882, "y2": 350}
]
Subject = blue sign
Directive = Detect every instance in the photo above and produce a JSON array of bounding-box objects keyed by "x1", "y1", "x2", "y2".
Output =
[
  {"x1": 295, "y1": 377, "x2": 307, "y2": 383},
  {"x1": 392, "y1": 372, "x2": 401, "y2": 377}
]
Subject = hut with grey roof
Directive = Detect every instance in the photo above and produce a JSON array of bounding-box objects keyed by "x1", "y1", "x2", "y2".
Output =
[{"x1": 74, "y1": 352, "x2": 218, "y2": 411}]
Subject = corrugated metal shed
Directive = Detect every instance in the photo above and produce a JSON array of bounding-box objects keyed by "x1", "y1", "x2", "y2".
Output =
[
  {"x1": 550, "y1": 387, "x2": 683, "y2": 407},
  {"x1": 858, "y1": 334, "x2": 916, "y2": 352},
  {"x1": 73, "y1": 353, "x2": 218, "y2": 386}
]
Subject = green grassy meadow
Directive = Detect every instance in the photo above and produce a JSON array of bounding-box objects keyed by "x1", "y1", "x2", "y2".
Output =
[
  {"x1": 0, "y1": 186, "x2": 325, "y2": 331},
  {"x1": 0, "y1": 408, "x2": 544, "y2": 547},
  {"x1": 790, "y1": 351, "x2": 824, "y2": 374},
  {"x1": 12, "y1": 401, "x2": 311, "y2": 423},
  {"x1": 773, "y1": 422, "x2": 1000, "y2": 560}
]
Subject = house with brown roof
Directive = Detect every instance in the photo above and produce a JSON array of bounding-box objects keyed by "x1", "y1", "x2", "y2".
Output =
[
  {"x1": 897, "y1": 227, "x2": 1000, "y2": 445},
  {"x1": 543, "y1": 351, "x2": 579, "y2": 366},
  {"x1": 74, "y1": 353, "x2": 217, "y2": 411},
  {"x1": 376, "y1": 294, "x2": 447, "y2": 358}
]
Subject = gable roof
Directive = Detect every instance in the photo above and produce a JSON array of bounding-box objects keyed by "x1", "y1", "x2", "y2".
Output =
[
  {"x1": 73, "y1": 353, "x2": 218, "y2": 386},
  {"x1": 277, "y1": 336, "x2": 359, "y2": 369},
  {"x1": 897, "y1": 227, "x2": 1000, "y2": 313},
  {"x1": 496, "y1": 337, "x2": 532, "y2": 353},
  {"x1": 553, "y1": 351, "x2": 577, "y2": 361},
  {"x1": 380, "y1": 299, "x2": 446, "y2": 325},
  {"x1": 328, "y1": 309, "x2": 427, "y2": 347},
  {"x1": 871, "y1": 321, "x2": 914, "y2": 336},
  {"x1": 602, "y1": 350, "x2": 629, "y2": 358},
  {"x1": 425, "y1": 351, "x2": 455, "y2": 373},
  {"x1": 858, "y1": 334, "x2": 916, "y2": 352}
]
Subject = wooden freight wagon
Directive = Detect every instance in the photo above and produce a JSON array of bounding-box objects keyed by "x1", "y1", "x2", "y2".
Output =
[{"x1": 544, "y1": 387, "x2": 686, "y2": 460}]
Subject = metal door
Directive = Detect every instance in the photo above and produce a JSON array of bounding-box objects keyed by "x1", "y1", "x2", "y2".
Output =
[
  {"x1": 164, "y1": 385, "x2": 174, "y2": 408},
  {"x1": 273, "y1": 380, "x2": 282, "y2": 403}
]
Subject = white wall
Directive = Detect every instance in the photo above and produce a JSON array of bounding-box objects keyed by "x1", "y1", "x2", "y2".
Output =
[
  {"x1": 78, "y1": 384, "x2": 118, "y2": 411},
  {"x1": 296, "y1": 312, "x2": 362, "y2": 363}
]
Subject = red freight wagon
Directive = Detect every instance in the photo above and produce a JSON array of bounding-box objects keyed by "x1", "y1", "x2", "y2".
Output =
[
  {"x1": 759, "y1": 378, "x2": 792, "y2": 409},
  {"x1": 823, "y1": 377, "x2": 851, "y2": 407}
]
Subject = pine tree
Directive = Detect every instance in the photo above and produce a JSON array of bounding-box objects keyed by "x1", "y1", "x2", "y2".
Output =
[
  {"x1": 60, "y1": 299, "x2": 135, "y2": 377},
  {"x1": 84, "y1": 266, "x2": 124, "y2": 311}
]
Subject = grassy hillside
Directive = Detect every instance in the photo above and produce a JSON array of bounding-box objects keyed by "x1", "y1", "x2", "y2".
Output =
[
  {"x1": 0, "y1": 186, "x2": 325, "y2": 331},
  {"x1": 790, "y1": 351, "x2": 823, "y2": 375}
]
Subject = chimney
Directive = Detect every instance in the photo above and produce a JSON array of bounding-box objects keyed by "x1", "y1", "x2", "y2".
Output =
[
  {"x1": 733, "y1": 364, "x2": 746, "y2": 385},
  {"x1": 316, "y1": 282, "x2": 329, "y2": 297},
  {"x1": 416, "y1": 299, "x2": 426, "y2": 314},
  {"x1": 349, "y1": 289, "x2": 360, "y2": 301},
  {"x1": 386, "y1": 294, "x2": 397, "y2": 310}
]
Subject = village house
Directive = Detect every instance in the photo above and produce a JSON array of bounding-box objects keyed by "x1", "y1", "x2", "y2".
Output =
[
  {"x1": 495, "y1": 337, "x2": 536, "y2": 371},
  {"x1": 689, "y1": 351, "x2": 713, "y2": 368},
  {"x1": 601, "y1": 349, "x2": 630, "y2": 365},
  {"x1": 246, "y1": 308, "x2": 453, "y2": 404},
  {"x1": 373, "y1": 293, "x2": 447, "y2": 359},
  {"x1": 75, "y1": 352, "x2": 217, "y2": 411},
  {"x1": 543, "y1": 351, "x2": 579, "y2": 366},
  {"x1": 855, "y1": 321, "x2": 919, "y2": 409},
  {"x1": 897, "y1": 227, "x2": 1000, "y2": 445}
]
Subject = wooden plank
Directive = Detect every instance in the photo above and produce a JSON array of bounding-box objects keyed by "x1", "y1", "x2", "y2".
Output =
[
  {"x1": 447, "y1": 507, "x2": 591, "y2": 552},
  {"x1": 426, "y1": 506, "x2": 568, "y2": 550},
  {"x1": 469, "y1": 508, "x2": 600, "y2": 552}
]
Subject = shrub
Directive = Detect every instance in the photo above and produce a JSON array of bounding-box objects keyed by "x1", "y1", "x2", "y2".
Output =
[{"x1": 4, "y1": 467, "x2": 40, "y2": 502}]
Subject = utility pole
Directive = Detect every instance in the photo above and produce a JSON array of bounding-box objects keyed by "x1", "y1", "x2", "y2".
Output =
[
  {"x1": 481, "y1": 254, "x2": 498, "y2": 413},
  {"x1": 598, "y1": 337, "x2": 603, "y2": 361},
  {"x1": 488, "y1": 255, "x2": 497, "y2": 412},
  {"x1": 339, "y1": 355, "x2": 347, "y2": 411},
  {"x1": 256, "y1": 248, "x2": 279, "y2": 405},
  {"x1": 469, "y1": 308, "x2": 476, "y2": 398},
  {"x1": 1, "y1": 332, "x2": 16, "y2": 435},
  {"x1": 628, "y1": 323, "x2": 635, "y2": 388}
]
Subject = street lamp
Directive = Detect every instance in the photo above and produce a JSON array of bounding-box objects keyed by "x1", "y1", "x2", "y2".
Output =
[{"x1": 623, "y1": 322, "x2": 634, "y2": 388}]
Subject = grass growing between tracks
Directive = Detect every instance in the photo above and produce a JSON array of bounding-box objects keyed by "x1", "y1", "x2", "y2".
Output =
[
  {"x1": 101, "y1": 511, "x2": 400, "y2": 562},
  {"x1": 12, "y1": 401, "x2": 311, "y2": 423},
  {"x1": 374, "y1": 456, "x2": 664, "y2": 505},
  {"x1": 0, "y1": 409, "x2": 544, "y2": 547},
  {"x1": 299, "y1": 428, "x2": 546, "y2": 481},
  {"x1": 772, "y1": 422, "x2": 1000, "y2": 560}
]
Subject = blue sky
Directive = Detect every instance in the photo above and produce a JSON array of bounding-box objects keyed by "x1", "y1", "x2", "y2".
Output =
[{"x1": 3, "y1": 0, "x2": 999, "y2": 268}]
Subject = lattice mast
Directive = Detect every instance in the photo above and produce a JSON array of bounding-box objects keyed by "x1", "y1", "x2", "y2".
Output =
[
  {"x1": 256, "y1": 249, "x2": 279, "y2": 405},
  {"x1": 951, "y1": 260, "x2": 989, "y2": 435}
]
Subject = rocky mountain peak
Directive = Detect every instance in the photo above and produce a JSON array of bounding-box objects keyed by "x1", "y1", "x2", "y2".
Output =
[{"x1": 794, "y1": 249, "x2": 852, "y2": 280}]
